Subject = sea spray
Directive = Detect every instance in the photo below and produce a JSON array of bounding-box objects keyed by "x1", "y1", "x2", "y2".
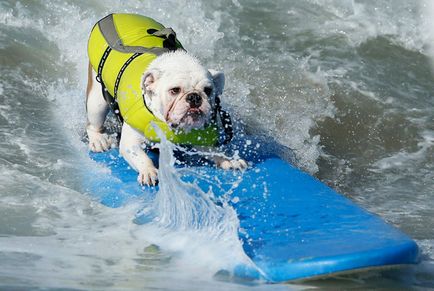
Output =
[
  {"x1": 135, "y1": 126, "x2": 262, "y2": 279},
  {"x1": 420, "y1": 0, "x2": 434, "y2": 72}
]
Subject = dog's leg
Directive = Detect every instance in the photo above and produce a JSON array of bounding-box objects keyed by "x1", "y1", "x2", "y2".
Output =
[
  {"x1": 119, "y1": 123, "x2": 158, "y2": 186},
  {"x1": 86, "y1": 62, "x2": 113, "y2": 152}
]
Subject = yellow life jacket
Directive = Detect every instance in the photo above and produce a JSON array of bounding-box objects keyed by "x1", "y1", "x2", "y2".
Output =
[{"x1": 88, "y1": 13, "x2": 221, "y2": 146}]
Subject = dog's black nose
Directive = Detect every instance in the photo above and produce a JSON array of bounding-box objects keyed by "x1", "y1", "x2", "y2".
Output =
[{"x1": 186, "y1": 93, "x2": 202, "y2": 108}]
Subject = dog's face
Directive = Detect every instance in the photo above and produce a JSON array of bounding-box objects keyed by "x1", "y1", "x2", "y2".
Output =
[{"x1": 141, "y1": 51, "x2": 224, "y2": 132}]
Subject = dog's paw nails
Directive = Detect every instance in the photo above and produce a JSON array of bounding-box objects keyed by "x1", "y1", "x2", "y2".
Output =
[
  {"x1": 137, "y1": 168, "x2": 159, "y2": 186},
  {"x1": 89, "y1": 140, "x2": 108, "y2": 152},
  {"x1": 88, "y1": 132, "x2": 114, "y2": 152},
  {"x1": 231, "y1": 159, "x2": 248, "y2": 171},
  {"x1": 218, "y1": 159, "x2": 248, "y2": 171}
]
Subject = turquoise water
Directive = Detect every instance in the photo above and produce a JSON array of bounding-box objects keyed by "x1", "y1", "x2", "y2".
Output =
[{"x1": 1, "y1": 0, "x2": 433, "y2": 289}]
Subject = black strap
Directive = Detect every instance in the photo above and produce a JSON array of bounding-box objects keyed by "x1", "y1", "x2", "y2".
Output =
[
  {"x1": 114, "y1": 52, "x2": 143, "y2": 98},
  {"x1": 95, "y1": 46, "x2": 123, "y2": 124},
  {"x1": 214, "y1": 96, "x2": 233, "y2": 145},
  {"x1": 96, "y1": 46, "x2": 111, "y2": 83},
  {"x1": 101, "y1": 83, "x2": 123, "y2": 124}
]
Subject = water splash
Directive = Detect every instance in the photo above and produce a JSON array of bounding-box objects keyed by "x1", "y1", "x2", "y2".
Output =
[{"x1": 135, "y1": 126, "x2": 262, "y2": 279}]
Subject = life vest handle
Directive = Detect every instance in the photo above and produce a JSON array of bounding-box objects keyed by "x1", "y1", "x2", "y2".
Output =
[{"x1": 98, "y1": 14, "x2": 179, "y2": 55}]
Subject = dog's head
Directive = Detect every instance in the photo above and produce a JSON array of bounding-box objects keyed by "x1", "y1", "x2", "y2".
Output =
[{"x1": 141, "y1": 51, "x2": 224, "y2": 132}]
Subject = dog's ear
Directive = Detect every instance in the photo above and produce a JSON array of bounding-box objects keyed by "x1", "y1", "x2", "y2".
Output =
[
  {"x1": 141, "y1": 69, "x2": 160, "y2": 95},
  {"x1": 208, "y1": 69, "x2": 225, "y2": 96}
]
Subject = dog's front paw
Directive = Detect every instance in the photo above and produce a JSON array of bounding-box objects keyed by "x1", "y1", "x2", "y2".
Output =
[
  {"x1": 216, "y1": 158, "x2": 248, "y2": 171},
  {"x1": 137, "y1": 166, "x2": 158, "y2": 186},
  {"x1": 87, "y1": 127, "x2": 115, "y2": 152}
]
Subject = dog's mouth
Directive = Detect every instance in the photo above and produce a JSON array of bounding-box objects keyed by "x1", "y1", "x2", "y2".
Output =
[
  {"x1": 165, "y1": 94, "x2": 208, "y2": 130},
  {"x1": 185, "y1": 108, "x2": 203, "y2": 118},
  {"x1": 167, "y1": 107, "x2": 207, "y2": 131},
  {"x1": 178, "y1": 108, "x2": 205, "y2": 126}
]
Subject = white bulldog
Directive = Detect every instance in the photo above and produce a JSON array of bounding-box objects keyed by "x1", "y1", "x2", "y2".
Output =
[{"x1": 86, "y1": 51, "x2": 247, "y2": 186}]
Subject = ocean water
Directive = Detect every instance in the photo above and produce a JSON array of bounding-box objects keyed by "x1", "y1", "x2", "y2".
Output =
[{"x1": 1, "y1": 0, "x2": 433, "y2": 290}]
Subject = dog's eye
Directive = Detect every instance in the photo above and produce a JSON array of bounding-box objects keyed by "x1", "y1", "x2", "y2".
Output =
[
  {"x1": 169, "y1": 87, "x2": 181, "y2": 95},
  {"x1": 204, "y1": 87, "x2": 213, "y2": 96}
]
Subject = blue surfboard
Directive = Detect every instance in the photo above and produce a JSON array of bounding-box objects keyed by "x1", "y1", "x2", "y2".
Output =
[{"x1": 87, "y1": 147, "x2": 419, "y2": 282}]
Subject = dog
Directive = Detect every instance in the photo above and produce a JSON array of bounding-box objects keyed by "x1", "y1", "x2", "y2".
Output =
[{"x1": 86, "y1": 49, "x2": 247, "y2": 186}]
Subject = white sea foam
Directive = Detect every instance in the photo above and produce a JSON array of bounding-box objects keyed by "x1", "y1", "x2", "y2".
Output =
[
  {"x1": 309, "y1": 0, "x2": 356, "y2": 18},
  {"x1": 308, "y1": 0, "x2": 431, "y2": 54},
  {"x1": 0, "y1": 166, "x2": 161, "y2": 289},
  {"x1": 371, "y1": 130, "x2": 434, "y2": 172},
  {"x1": 420, "y1": 0, "x2": 434, "y2": 71},
  {"x1": 0, "y1": 2, "x2": 44, "y2": 30}
]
